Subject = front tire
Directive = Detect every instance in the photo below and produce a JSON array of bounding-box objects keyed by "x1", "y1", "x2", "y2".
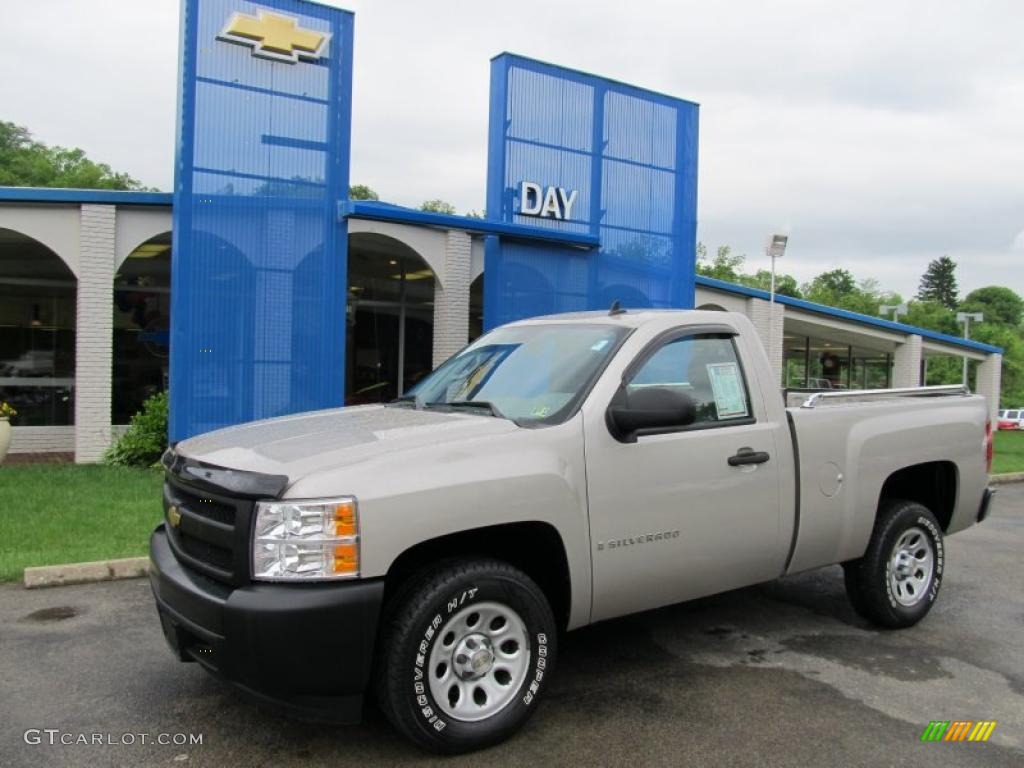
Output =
[
  {"x1": 376, "y1": 559, "x2": 557, "y2": 754},
  {"x1": 843, "y1": 499, "x2": 944, "y2": 628}
]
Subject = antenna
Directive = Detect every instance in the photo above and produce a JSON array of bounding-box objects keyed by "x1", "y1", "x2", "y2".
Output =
[{"x1": 609, "y1": 300, "x2": 626, "y2": 316}]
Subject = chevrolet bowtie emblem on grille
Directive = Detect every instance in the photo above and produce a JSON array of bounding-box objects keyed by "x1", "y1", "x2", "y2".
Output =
[
  {"x1": 217, "y1": 10, "x2": 330, "y2": 64},
  {"x1": 167, "y1": 505, "x2": 182, "y2": 528}
]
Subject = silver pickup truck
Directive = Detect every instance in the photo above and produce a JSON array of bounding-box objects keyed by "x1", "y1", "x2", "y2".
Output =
[{"x1": 149, "y1": 309, "x2": 995, "y2": 753}]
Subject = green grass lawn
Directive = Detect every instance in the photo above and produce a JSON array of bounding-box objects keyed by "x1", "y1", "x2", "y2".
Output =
[
  {"x1": 0, "y1": 464, "x2": 163, "y2": 582},
  {"x1": 993, "y1": 429, "x2": 1024, "y2": 475}
]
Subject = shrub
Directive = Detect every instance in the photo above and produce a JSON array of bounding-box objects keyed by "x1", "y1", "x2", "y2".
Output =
[{"x1": 104, "y1": 391, "x2": 168, "y2": 467}]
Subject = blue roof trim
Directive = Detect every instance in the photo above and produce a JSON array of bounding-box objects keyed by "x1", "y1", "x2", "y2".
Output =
[
  {"x1": 0, "y1": 186, "x2": 172, "y2": 206},
  {"x1": 696, "y1": 275, "x2": 1002, "y2": 354},
  {"x1": 341, "y1": 199, "x2": 600, "y2": 248}
]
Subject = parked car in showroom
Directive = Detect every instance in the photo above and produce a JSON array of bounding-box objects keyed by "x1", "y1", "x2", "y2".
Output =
[{"x1": 150, "y1": 308, "x2": 995, "y2": 753}]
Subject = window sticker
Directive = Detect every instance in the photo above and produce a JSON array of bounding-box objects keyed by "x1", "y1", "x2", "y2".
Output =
[{"x1": 706, "y1": 362, "x2": 748, "y2": 419}]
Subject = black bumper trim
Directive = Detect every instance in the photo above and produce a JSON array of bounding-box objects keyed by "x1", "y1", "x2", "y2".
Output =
[
  {"x1": 150, "y1": 527, "x2": 385, "y2": 724},
  {"x1": 977, "y1": 487, "x2": 995, "y2": 523}
]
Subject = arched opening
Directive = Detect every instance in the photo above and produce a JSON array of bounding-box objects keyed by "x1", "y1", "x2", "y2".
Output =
[
  {"x1": 179, "y1": 231, "x2": 257, "y2": 433},
  {"x1": 0, "y1": 228, "x2": 76, "y2": 427},
  {"x1": 347, "y1": 233, "x2": 436, "y2": 404},
  {"x1": 697, "y1": 303, "x2": 727, "y2": 312},
  {"x1": 113, "y1": 232, "x2": 171, "y2": 424}
]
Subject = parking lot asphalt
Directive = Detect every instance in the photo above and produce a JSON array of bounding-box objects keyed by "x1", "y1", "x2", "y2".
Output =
[{"x1": 2, "y1": 485, "x2": 1022, "y2": 768}]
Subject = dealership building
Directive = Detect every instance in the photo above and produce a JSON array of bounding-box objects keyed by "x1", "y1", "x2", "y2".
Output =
[{"x1": 0, "y1": 0, "x2": 1003, "y2": 462}]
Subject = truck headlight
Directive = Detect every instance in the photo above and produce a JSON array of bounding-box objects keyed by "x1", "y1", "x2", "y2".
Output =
[{"x1": 251, "y1": 497, "x2": 359, "y2": 580}]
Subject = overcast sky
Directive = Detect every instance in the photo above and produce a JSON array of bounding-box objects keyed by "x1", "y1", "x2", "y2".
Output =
[{"x1": 3, "y1": 0, "x2": 1022, "y2": 298}]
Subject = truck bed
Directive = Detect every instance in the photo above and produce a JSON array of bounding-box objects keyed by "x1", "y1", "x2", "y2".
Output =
[{"x1": 783, "y1": 386, "x2": 989, "y2": 575}]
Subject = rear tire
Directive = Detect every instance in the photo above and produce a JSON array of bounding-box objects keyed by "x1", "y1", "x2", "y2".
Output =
[
  {"x1": 844, "y1": 499, "x2": 944, "y2": 628},
  {"x1": 375, "y1": 559, "x2": 557, "y2": 754}
]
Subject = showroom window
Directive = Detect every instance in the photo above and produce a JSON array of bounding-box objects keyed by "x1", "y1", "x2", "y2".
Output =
[
  {"x1": 347, "y1": 233, "x2": 435, "y2": 404},
  {"x1": 784, "y1": 333, "x2": 892, "y2": 390},
  {"x1": 0, "y1": 228, "x2": 76, "y2": 426},
  {"x1": 112, "y1": 233, "x2": 171, "y2": 424}
]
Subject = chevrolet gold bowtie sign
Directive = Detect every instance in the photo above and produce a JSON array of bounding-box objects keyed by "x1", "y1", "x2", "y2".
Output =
[{"x1": 217, "y1": 9, "x2": 330, "y2": 64}]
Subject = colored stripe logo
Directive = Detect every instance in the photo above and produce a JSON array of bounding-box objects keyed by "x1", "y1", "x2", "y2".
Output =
[{"x1": 921, "y1": 721, "x2": 997, "y2": 742}]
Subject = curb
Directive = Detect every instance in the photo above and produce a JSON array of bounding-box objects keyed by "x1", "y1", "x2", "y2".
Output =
[
  {"x1": 23, "y1": 557, "x2": 150, "y2": 589},
  {"x1": 990, "y1": 473, "x2": 1024, "y2": 485}
]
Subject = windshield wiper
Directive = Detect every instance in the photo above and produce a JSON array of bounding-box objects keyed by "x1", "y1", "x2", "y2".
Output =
[{"x1": 431, "y1": 400, "x2": 507, "y2": 419}]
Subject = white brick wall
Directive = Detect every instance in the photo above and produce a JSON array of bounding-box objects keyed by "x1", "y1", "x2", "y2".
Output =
[
  {"x1": 975, "y1": 353, "x2": 1002, "y2": 422},
  {"x1": 432, "y1": 230, "x2": 472, "y2": 369},
  {"x1": 74, "y1": 204, "x2": 116, "y2": 463},
  {"x1": 9, "y1": 426, "x2": 76, "y2": 453},
  {"x1": 745, "y1": 297, "x2": 784, "y2": 384},
  {"x1": 892, "y1": 335, "x2": 923, "y2": 388}
]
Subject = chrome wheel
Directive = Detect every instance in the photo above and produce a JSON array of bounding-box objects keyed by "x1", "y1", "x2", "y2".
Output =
[
  {"x1": 888, "y1": 526, "x2": 935, "y2": 607},
  {"x1": 427, "y1": 601, "x2": 530, "y2": 722}
]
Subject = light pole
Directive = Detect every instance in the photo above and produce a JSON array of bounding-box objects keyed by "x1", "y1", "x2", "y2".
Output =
[
  {"x1": 765, "y1": 234, "x2": 788, "y2": 382},
  {"x1": 879, "y1": 303, "x2": 908, "y2": 322},
  {"x1": 956, "y1": 311, "x2": 984, "y2": 387}
]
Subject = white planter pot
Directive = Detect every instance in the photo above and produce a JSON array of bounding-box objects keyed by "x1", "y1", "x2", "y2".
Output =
[{"x1": 0, "y1": 418, "x2": 10, "y2": 464}]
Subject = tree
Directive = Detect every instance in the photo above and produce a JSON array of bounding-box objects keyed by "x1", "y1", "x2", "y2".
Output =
[
  {"x1": 420, "y1": 199, "x2": 456, "y2": 214},
  {"x1": 916, "y1": 256, "x2": 959, "y2": 309},
  {"x1": 969, "y1": 322, "x2": 1024, "y2": 407},
  {"x1": 695, "y1": 243, "x2": 801, "y2": 296},
  {"x1": 903, "y1": 300, "x2": 959, "y2": 336},
  {"x1": 960, "y1": 286, "x2": 1024, "y2": 328},
  {"x1": 0, "y1": 121, "x2": 150, "y2": 190},
  {"x1": 695, "y1": 243, "x2": 746, "y2": 282},
  {"x1": 349, "y1": 184, "x2": 379, "y2": 200},
  {"x1": 806, "y1": 268, "x2": 857, "y2": 297},
  {"x1": 802, "y1": 269, "x2": 902, "y2": 316},
  {"x1": 736, "y1": 269, "x2": 802, "y2": 298}
]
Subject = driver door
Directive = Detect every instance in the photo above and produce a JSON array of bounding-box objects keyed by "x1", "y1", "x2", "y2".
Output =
[{"x1": 585, "y1": 329, "x2": 787, "y2": 622}]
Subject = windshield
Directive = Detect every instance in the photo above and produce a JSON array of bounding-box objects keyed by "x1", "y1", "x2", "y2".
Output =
[{"x1": 399, "y1": 323, "x2": 631, "y2": 424}]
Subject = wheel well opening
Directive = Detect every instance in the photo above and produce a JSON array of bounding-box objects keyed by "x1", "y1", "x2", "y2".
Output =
[
  {"x1": 382, "y1": 522, "x2": 572, "y2": 631},
  {"x1": 878, "y1": 461, "x2": 958, "y2": 531}
]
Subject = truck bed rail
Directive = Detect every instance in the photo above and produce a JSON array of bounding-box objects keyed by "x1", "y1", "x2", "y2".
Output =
[{"x1": 796, "y1": 384, "x2": 969, "y2": 409}]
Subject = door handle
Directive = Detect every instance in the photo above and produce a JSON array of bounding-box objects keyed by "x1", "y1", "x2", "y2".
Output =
[{"x1": 728, "y1": 447, "x2": 770, "y2": 466}]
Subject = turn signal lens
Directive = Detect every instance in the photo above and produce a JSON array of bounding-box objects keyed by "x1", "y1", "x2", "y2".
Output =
[
  {"x1": 333, "y1": 501, "x2": 357, "y2": 537},
  {"x1": 252, "y1": 496, "x2": 359, "y2": 581},
  {"x1": 333, "y1": 543, "x2": 358, "y2": 574}
]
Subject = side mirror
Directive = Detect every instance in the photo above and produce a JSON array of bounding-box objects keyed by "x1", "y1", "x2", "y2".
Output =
[{"x1": 606, "y1": 386, "x2": 697, "y2": 443}]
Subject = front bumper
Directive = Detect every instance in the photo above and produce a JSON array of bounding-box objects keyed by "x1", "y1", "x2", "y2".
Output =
[{"x1": 149, "y1": 526, "x2": 384, "y2": 723}]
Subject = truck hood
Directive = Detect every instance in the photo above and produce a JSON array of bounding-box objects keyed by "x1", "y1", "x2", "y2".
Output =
[{"x1": 174, "y1": 404, "x2": 519, "y2": 484}]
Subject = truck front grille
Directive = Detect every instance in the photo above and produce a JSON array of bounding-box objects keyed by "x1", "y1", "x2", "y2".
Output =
[
  {"x1": 163, "y1": 474, "x2": 254, "y2": 585},
  {"x1": 176, "y1": 530, "x2": 235, "y2": 572},
  {"x1": 174, "y1": 486, "x2": 236, "y2": 526}
]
